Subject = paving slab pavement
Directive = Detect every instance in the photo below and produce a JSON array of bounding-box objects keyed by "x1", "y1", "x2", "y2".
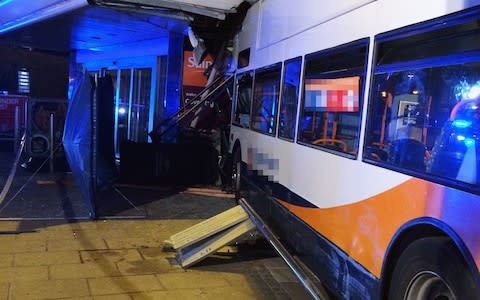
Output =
[
  {"x1": 0, "y1": 218, "x2": 313, "y2": 300},
  {"x1": 0, "y1": 150, "x2": 317, "y2": 299}
]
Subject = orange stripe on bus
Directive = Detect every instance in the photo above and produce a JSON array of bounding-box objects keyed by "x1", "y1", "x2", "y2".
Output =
[{"x1": 276, "y1": 178, "x2": 456, "y2": 277}]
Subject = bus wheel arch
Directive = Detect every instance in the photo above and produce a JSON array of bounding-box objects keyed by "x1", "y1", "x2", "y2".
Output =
[{"x1": 380, "y1": 219, "x2": 480, "y2": 299}]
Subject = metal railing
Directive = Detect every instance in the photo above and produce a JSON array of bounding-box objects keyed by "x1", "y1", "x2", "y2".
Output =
[
  {"x1": 149, "y1": 74, "x2": 234, "y2": 143},
  {"x1": 239, "y1": 198, "x2": 331, "y2": 300}
]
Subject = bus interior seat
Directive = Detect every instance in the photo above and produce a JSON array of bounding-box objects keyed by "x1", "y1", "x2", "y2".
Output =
[
  {"x1": 388, "y1": 138, "x2": 426, "y2": 170},
  {"x1": 312, "y1": 138, "x2": 348, "y2": 152},
  {"x1": 366, "y1": 146, "x2": 388, "y2": 161}
]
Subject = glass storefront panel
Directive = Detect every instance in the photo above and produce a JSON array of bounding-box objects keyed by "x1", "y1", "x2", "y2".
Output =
[
  {"x1": 129, "y1": 68, "x2": 152, "y2": 143},
  {"x1": 116, "y1": 69, "x2": 131, "y2": 157}
]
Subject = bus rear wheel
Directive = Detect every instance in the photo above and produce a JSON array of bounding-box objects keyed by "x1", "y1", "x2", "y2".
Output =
[{"x1": 388, "y1": 237, "x2": 479, "y2": 300}]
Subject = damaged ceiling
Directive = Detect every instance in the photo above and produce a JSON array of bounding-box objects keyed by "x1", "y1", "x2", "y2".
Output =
[{"x1": 0, "y1": 0, "x2": 255, "y2": 54}]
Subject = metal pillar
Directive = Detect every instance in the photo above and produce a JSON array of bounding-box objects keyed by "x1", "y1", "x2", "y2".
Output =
[
  {"x1": 14, "y1": 106, "x2": 19, "y2": 153},
  {"x1": 49, "y1": 113, "x2": 54, "y2": 173}
]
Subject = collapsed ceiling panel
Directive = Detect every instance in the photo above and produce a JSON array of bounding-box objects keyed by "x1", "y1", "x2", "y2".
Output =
[{"x1": 90, "y1": 0, "x2": 247, "y2": 19}]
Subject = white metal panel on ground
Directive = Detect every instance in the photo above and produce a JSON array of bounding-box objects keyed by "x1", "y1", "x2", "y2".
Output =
[
  {"x1": 176, "y1": 219, "x2": 256, "y2": 267},
  {"x1": 165, "y1": 205, "x2": 256, "y2": 268},
  {"x1": 164, "y1": 205, "x2": 249, "y2": 250}
]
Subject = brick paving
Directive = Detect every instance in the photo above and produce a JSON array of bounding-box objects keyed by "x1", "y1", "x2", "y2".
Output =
[
  {"x1": 0, "y1": 151, "x2": 316, "y2": 299},
  {"x1": 0, "y1": 219, "x2": 313, "y2": 300}
]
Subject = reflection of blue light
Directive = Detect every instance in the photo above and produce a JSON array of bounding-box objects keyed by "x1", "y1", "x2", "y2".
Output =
[
  {"x1": 456, "y1": 135, "x2": 475, "y2": 147},
  {"x1": 468, "y1": 85, "x2": 480, "y2": 99},
  {"x1": 453, "y1": 119, "x2": 472, "y2": 128},
  {"x1": 456, "y1": 81, "x2": 480, "y2": 101},
  {"x1": 464, "y1": 138, "x2": 475, "y2": 147},
  {"x1": 0, "y1": 0, "x2": 14, "y2": 8}
]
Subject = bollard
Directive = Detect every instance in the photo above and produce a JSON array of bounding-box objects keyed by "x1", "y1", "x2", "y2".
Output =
[{"x1": 14, "y1": 106, "x2": 19, "y2": 153}]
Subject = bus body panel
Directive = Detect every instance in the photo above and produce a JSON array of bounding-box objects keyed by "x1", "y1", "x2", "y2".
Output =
[
  {"x1": 236, "y1": 0, "x2": 480, "y2": 72},
  {"x1": 233, "y1": 126, "x2": 480, "y2": 275},
  {"x1": 230, "y1": 0, "x2": 480, "y2": 297}
]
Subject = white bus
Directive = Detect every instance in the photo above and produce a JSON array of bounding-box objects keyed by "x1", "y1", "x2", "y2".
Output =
[{"x1": 228, "y1": 0, "x2": 480, "y2": 299}]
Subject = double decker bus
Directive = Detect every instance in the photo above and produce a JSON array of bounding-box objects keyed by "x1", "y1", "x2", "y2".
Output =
[{"x1": 228, "y1": 0, "x2": 480, "y2": 299}]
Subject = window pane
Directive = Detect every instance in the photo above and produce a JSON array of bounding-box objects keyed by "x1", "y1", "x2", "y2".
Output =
[
  {"x1": 17, "y1": 68, "x2": 30, "y2": 94},
  {"x1": 299, "y1": 42, "x2": 367, "y2": 155},
  {"x1": 116, "y1": 69, "x2": 130, "y2": 155},
  {"x1": 238, "y1": 48, "x2": 250, "y2": 68},
  {"x1": 377, "y1": 18, "x2": 480, "y2": 66},
  {"x1": 234, "y1": 72, "x2": 253, "y2": 127},
  {"x1": 106, "y1": 70, "x2": 117, "y2": 95},
  {"x1": 365, "y1": 63, "x2": 480, "y2": 185},
  {"x1": 130, "y1": 68, "x2": 152, "y2": 143},
  {"x1": 279, "y1": 58, "x2": 301, "y2": 140},
  {"x1": 251, "y1": 65, "x2": 281, "y2": 134}
]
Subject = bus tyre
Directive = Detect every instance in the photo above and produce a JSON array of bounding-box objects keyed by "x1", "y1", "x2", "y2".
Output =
[
  {"x1": 231, "y1": 149, "x2": 242, "y2": 199},
  {"x1": 388, "y1": 237, "x2": 479, "y2": 300}
]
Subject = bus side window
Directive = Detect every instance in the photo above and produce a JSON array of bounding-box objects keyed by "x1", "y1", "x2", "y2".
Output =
[
  {"x1": 251, "y1": 64, "x2": 281, "y2": 135},
  {"x1": 278, "y1": 57, "x2": 302, "y2": 141},
  {"x1": 298, "y1": 41, "x2": 368, "y2": 156},
  {"x1": 234, "y1": 72, "x2": 253, "y2": 128},
  {"x1": 365, "y1": 17, "x2": 480, "y2": 188},
  {"x1": 366, "y1": 76, "x2": 430, "y2": 171}
]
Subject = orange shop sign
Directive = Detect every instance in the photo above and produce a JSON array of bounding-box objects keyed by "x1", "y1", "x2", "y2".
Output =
[{"x1": 182, "y1": 51, "x2": 214, "y2": 87}]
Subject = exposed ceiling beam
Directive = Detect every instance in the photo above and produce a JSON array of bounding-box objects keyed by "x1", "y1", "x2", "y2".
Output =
[{"x1": 90, "y1": 0, "x2": 237, "y2": 20}]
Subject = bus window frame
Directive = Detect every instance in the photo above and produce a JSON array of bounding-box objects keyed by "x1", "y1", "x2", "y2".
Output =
[
  {"x1": 232, "y1": 70, "x2": 254, "y2": 129},
  {"x1": 277, "y1": 56, "x2": 303, "y2": 143},
  {"x1": 296, "y1": 38, "x2": 370, "y2": 159},
  {"x1": 362, "y1": 10, "x2": 480, "y2": 196},
  {"x1": 250, "y1": 62, "x2": 282, "y2": 137}
]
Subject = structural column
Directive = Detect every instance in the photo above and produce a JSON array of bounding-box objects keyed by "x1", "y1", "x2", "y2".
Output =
[{"x1": 164, "y1": 32, "x2": 184, "y2": 119}]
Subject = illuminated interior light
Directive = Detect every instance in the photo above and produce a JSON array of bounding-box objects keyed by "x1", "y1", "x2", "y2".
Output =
[
  {"x1": 468, "y1": 85, "x2": 480, "y2": 99},
  {"x1": 412, "y1": 90, "x2": 419, "y2": 95},
  {"x1": 464, "y1": 138, "x2": 475, "y2": 147},
  {"x1": 380, "y1": 91, "x2": 387, "y2": 98},
  {"x1": 118, "y1": 107, "x2": 126, "y2": 114},
  {"x1": 452, "y1": 119, "x2": 472, "y2": 128},
  {"x1": 17, "y1": 68, "x2": 30, "y2": 94},
  {"x1": 457, "y1": 135, "x2": 466, "y2": 141},
  {"x1": 455, "y1": 81, "x2": 480, "y2": 100}
]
